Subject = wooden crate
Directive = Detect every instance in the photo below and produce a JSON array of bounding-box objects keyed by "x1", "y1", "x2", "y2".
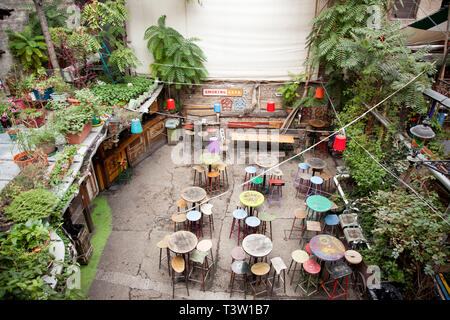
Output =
[{"x1": 75, "y1": 227, "x2": 93, "y2": 265}]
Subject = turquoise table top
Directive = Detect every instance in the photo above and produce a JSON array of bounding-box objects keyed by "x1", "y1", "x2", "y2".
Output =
[{"x1": 306, "y1": 195, "x2": 332, "y2": 213}]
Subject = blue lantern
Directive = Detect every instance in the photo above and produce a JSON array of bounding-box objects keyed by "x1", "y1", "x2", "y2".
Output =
[
  {"x1": 214, "y1": 103, "x2": 221, "y2": 113},
  {"x1": 131, "y1": 118, "x2": 143, "y2": 134}
]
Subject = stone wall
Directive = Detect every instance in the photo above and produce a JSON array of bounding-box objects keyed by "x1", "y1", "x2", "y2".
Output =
[{"x1": 0, "y1": 0, "x2": 74, "y2": 78}]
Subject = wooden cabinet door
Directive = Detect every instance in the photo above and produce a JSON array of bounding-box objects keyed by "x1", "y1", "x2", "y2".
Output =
[
  {"x1": 148, "y1": 120, "x2": 165, "y2": 142},
  {"x1": 126, "y1": 135, "x2": 145, "y2": 166}
]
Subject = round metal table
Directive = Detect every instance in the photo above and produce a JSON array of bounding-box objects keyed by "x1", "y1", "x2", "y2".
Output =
[
  {"x1": 239, "y1": 190, "x2": 265, "y2": 216},
  {"x1": 168, "y1": 230, "x2": 198, "y2": 275},
  {"x1": 309, "y1": 234, "x2": 345, "y2": 262},
  {"x1": 242, "y1": 234, "x2": 273, "y2": 263},
  {"x1": 255, "y1": 155, "x2": 279, "y2": 192},
  {"x1": 306, "y1": 195, "x2": 332, "y2": 220},
  {"x1": 305, "y1": 157, "x2": 326, "y2": 176},
  {"x1": 181, "y1": 186, "x2": 207, "y2": 209}
]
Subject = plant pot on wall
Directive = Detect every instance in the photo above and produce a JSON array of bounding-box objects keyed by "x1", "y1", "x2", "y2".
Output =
[
  {"x1": 32, "y1": 87, "x2": 54, "y2": 101},
  {"x1": 50, "y1": 92, "x2": 68, "y2": 102},
  {"x1": 67, "y1": 97, "x2": 81, "y2": 105},
  {"x1": 37, "y1": 142, "x2": 56, "y2": 155},
  {"x1": 13, "y1": 152, "x2": 47, "y2": 169},
  {"x1": 65, "y1": 122, "x2": 92, "y2": 145}
]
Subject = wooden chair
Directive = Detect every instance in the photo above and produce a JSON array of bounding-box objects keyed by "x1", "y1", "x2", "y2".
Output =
[
  {"x1": 288, "y1": 207, "x2": 307, "y2": 239},
  {"x1": 216, "y1": 163, "x2": 229, "y2": 188},
  {"x1": 171, "y1": 213, "x2": 187, "y2": 232},
  {"x1": 269, "y1": 257, "x2": 287, "y2": 296},
  {"x1": 197, "y1": 239, "x2": 214, "y2": 269},
  {"x1": 229, "y1": 208, "x2": 247, "y2": 245},
  {"x1": 193, "y1": 165, "x2": 207, "y2": 187},
  {"x1": 186, "y1": 210, "x2": 203, "y2": 239},
  {"x1": 243, "y1": 166, "x2": 257, "y2": 190},
  {"x1": 200, "y1": 203, "x2": 214, "y2": 236},
  {"x1": 318, "y1": 172, "x2": 333, "y2": 194},
  {"x1": 171, "y1": 256, "x2": 189, "y2": 298},
  {"x1": 206, "y1": 171, "x2": 220, "y2": 196},
  {"x1": 287, "y1": 249, "x2": 309, "y2": 285},
  {"x1": 157, "y1": 234, "x2": 171, "y2": 275},
  {"x1": 188, "y1": 249, "x2": 211, "y2": 292},
  {"x1": 249, "y1": 262, "x2": 271, "y2": 299},
  {"x1": 177, "y1": 199, "x2": 188, "y2": 213},
  {"x1": 258, "y1": 212, "x2": 276, "y2": 240},
  {"x1": 296, "y1": 259, "x2": 321, "y2": 296},
  {"x1": 301, "y1": 220, "x2": 322, "y2": 246},
  {"x1": 229, "y1": 260, "x2": 250, "y2": 298}
]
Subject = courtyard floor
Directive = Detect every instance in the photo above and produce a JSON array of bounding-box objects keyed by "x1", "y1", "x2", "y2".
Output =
[{"x1": 86, "y1": 143, "x2": 357, "y2": 300}]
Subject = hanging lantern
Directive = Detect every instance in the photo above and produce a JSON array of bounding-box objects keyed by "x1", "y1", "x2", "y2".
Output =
[
  {"x1": 333, "y1": 134, "x2": 346, "y2": 151},
  {"x1": 106, "y1": 110, "x2": 121, "y2": 135},
  {"x1": 167, "y1": 98, "x2": 176, "y2": 111},
  {"x1": 315, "y1": 87, "x2": 324, "y2": 99},
  {"x1": 267, "y1": 101, "x2": 275, "y2": 112},
  {"x1": 214, "y1": 103, "x2": 221, "y2": 113},
  {"x1": 130, "y1": 118, "x2": 143, "y2": 134}
]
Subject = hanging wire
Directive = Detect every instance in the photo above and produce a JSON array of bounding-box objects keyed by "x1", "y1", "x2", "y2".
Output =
[
  {"x1": 321, "y1": 62, "x2": 449, "y2": 225},
  {"x1": 174, "y1": 67, "x2": 431, "y2": 215}
]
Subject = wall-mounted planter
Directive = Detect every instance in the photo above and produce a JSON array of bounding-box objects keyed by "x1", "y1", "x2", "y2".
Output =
[{"x1": 32, "y1": 87, "x2": 54, "y2": 101}]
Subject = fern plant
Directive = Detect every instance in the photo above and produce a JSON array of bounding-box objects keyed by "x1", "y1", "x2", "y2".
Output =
[
  {"x1": 144, "y1": 15, "x2": 208, "y2": 90},
  {"x1": 108, "y1": 45, "x2": 142, "y2": 74},
  {"x1": 7, "y1": 26, "x2": 48, "y2": 75}
]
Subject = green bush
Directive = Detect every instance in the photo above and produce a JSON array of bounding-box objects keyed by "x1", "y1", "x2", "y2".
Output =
[{"x1": 5, "y1": 189, "x2": 58, "y2": 223}]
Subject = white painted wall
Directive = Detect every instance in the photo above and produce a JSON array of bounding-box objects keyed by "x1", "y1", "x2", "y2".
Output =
[{"x1": 125, "y1": 0, "x2": 317, "y2": 80}]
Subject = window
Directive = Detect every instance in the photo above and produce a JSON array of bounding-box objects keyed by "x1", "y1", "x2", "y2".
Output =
[{"x1": 391, "y1": 0, "x2": 419, "y2": 19}]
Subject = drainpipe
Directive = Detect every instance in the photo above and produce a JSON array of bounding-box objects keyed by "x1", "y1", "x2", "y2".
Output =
[
  {"x1": 333, "y1": 174, "x2": 350, "y2": 205},
  {"x1": 370, "y1": 110, "x2": 450, "y2": 192}
]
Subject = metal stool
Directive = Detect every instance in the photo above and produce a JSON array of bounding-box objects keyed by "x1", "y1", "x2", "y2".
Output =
[
  {"x1": 243, "y1": 166, "x2": 257, "y2": 190},
  {"x1": 229, "y1": 208, "x2": 248, "y2": 245},
  {"x1": 318, "y1": 172, "x2": 333, "y2": 193},
  {"x1": 197, "y1": 239, "x2": 214, "y2": 269},
  {"x1": 269, "y1": 168, "x2": 283, "y2": 180},
  {"x1": 200, "y1": 203, "x2": 214, "y2": 236},
  {"x1": 177, "y1": 199, "x2": 188, "y2": 213},
  {"x1": 171, "y1": 256, "x2": 189, "y2": 298},
  {"x1": 269, "y1": 257, "x2": 287, "y2": 296},
  {"x1": 193, "y1": 165, "x2": 207, "y2": 187},
  {"x1": 294, "y1": 162, "x2": 310, "y2": 187},
  {"x1": 231, "y1": 246, "x2": 246, "y2": 262},
  {"x1": 249, "y1": 262, "x2": 271, "y2": 299},
  {"x1": 318, "y1": 263, "x2": 352, "y2": 300},
  {"x1": 157, "y1": 235, "x2": 171, "y2": 275},
  {"x1": 250, "y1": 176, "x2": 263, "y2": 191},
  {"x1": 186, "y1": 210, "x2": 203, "y2": 239},
  {"x1": 295, "y1": 173, "x2": 312, "y2": 197},
  {"x1": 216, "y1": 163, "x2": 229, "y2": 188},
  {"x1": 229, "y1": 260, "x2": 250, "y2": 298},
  {"x1": 245, "y1": 216, "x2": 261, "y2": 235},
  {"x1": 287, "y1": 249, "x2": 309, "y2": 285},
  {"x1": 306, "y1": 176, "x2": 323, "y2": 198},
  {"x1": 206, "y1": 171, "x2": 220, "y2": 196},
  {"x1": 268, "y1": 179, "x2": 284, "y2": 207},
  {"x1": 171, "y1": 213, "x2": 187, "y2": 232},
  {"x1": 188, "y1": 249, "x2": 211, "y2": 292},
  {"x1": 324, "y1": 214, "x2": 340, "y2": 235},
  {"x1": 258, "y1": 212, "x2": 275, "y2": 240},
  {"x1": 288, "y1": 207, "x2": 307, "y2": 239},
  {"x1": 296, "y1": 259, "x2": 321, "y2": 296}
]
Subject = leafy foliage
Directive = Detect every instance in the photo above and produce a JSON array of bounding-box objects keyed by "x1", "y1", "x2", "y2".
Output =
[
  {"x1": 144, "y1": 15, "x2": 208, "y2": 90},
  {"x1": 7, "y1": 26, "x2": 48, "y2": 75},
  {"x1": 26, "y1": 0, "x2": 69, "y2": 37},
  {"x1": 108, "y1": 45, "x2": 142, "y2": 74},
  {"x1": 278, "y1": 72, "x2": 304, "y2": 109},
  {"x1": 53, "y1": 104, "x2": 93, "y2": 136},
  {"x1": 90, "y1": 76, "x2": 155, "y2": 106},
  {"x1": 360, "y1": 188, "x2": 449, "y2": 299},
  {"x1": 5, "y1": 189, "x2": 57, "y2": 223},
  {"x1": 49, "y1": 145, "x2": 78, "y2": 187}
]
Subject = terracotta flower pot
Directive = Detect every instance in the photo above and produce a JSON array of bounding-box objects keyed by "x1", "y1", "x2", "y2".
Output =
[
  {"x1": 67, "y1": 97, "x2": 81, "y2": 105},
  {"x1": 13, "y1": 152, "x2": 47, "y2": 169},
  {"x1": 38, "y1": 142, "x2": 56, "y2": 155},
  {"x1": 65, "y1": 122, "x2": 92, "y2": 145}
]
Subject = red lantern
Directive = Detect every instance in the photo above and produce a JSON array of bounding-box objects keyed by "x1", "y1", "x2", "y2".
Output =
[
  {"x1": 167, "y1": 98, "x2": 175, "y2": 110},
  {"x1": 333, "y1": 134, "x2": 346, "y2": 151},
  {"x1": 315, "y1": 87, "x2": 324, "y2": 99},
  {"x1": 267, "y1": 102, "x2": 275, "y2": 112}
]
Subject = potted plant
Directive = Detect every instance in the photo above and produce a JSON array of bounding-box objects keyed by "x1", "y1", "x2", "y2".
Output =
[
  {"x1": 30, "y1": 124, "x2": 57, "y2": 155},
  {"x1": 54, "y1": 104, "x2": 93, "y2": 144},
  {"x1": 278, "y1": 72, "x2": 304, "y2": 113},
  {"x1": 19, "y1": 108, "x2": 45, "y2": 128},
  {"x1": 73, "y1": 88, "x2": 108, "y2": 126},
  {"x1": 49, "y1": 145, "x2": 78, "y2": 186},
  {"x1": 0, "y1": 99, "x2": 21, "y2": 129},
  {"x1": 32, "y1": 77, "x2": 54, "y2": 101},
  {"x1": 48, "y1": 74, "x2": 70, "y2": 102},
  {"x1": 12, "y1": 129, "x2": 47, "y2": 169}
]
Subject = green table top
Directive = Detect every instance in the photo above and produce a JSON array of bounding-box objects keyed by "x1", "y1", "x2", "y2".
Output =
[
  {"x1": 200, "y1": 152, "x2": 221, "y2": 165},
  {"x1": 306, "y1": 195, "x2": 332, "y2": 213},
  {"x1": 239, "y1": 191, "x2": 265, "y2": 207}
]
